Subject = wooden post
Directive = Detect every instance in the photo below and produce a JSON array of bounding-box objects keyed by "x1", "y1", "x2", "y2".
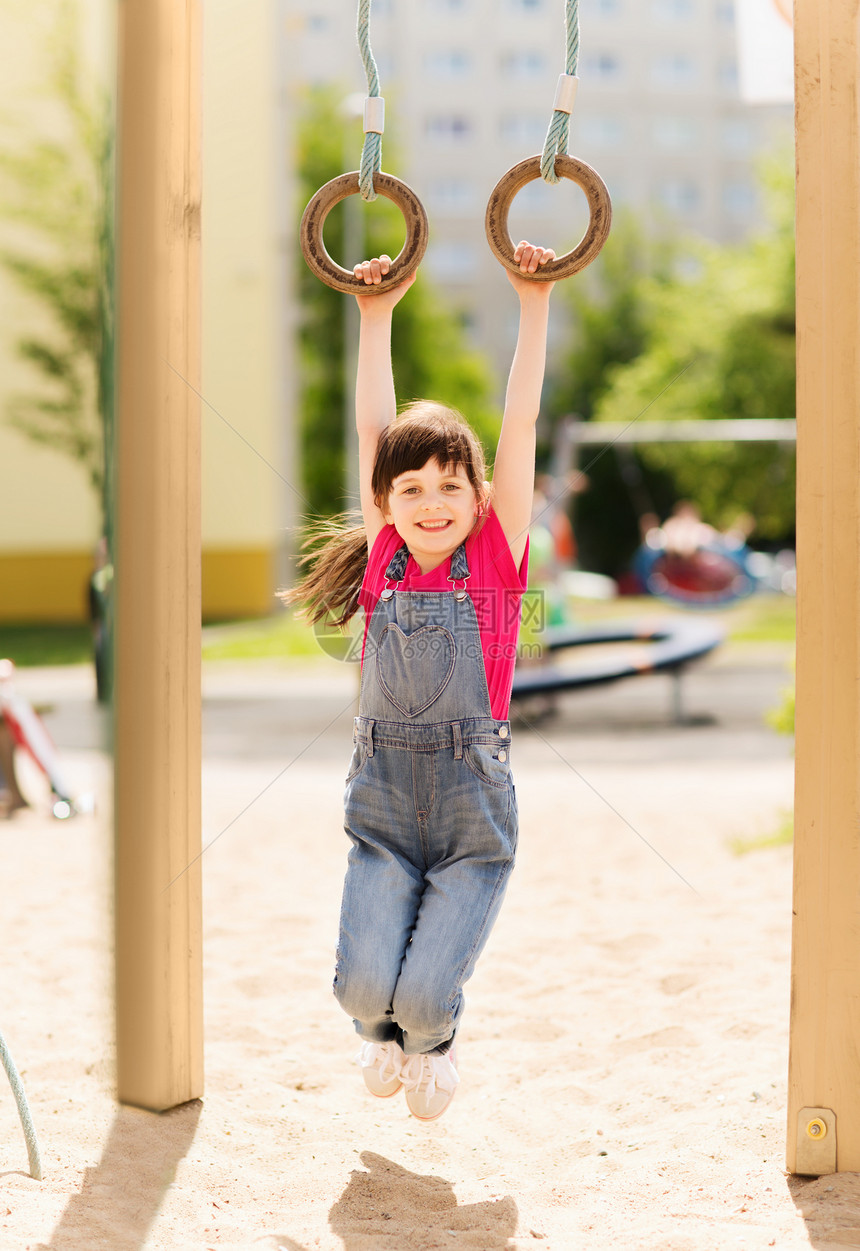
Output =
[
  {"x1": 788, "y1": 0, "x2": 860, "y2": 1174},
  {"x1": 114, "y1": 0, "x2": 203, "y2": 1110}
]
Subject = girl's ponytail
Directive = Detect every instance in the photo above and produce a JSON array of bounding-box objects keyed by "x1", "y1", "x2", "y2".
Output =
[{"x1": 279, "y1": 515, "x2": 368, "y2": 628}]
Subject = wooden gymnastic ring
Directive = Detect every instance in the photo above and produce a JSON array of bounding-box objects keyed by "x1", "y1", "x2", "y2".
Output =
[
  {"x1": 300, "y1": 171, "x2": 429, "y2": 294},
  {"x1": 485, "y1": 154, "x2": 612, "y2": 281}
]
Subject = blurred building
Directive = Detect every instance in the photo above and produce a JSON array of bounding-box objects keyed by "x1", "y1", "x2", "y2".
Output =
[
  {"x1": 200, "y1": 0, "x2": 297, "y2": 618},
  {"x1": 0, "y1": 0, "x2": 296, "y2": 623},
  {"x1": 0, "y1": 3, "x2": 104, "y2": 625},
  {"x1": 288, "y1": 0, "x2": 793, "y2": 372}
]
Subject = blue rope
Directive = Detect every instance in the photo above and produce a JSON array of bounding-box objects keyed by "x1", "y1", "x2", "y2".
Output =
[
  {"x1": 356, "y1": 0, "x2": 382, "y2": 201},
  {"x1": 0, "y1": 1028, "x2": 42, "y2": 1180},
  {"x1": 541, "y1": 0, "x2": 580, "y2": 184}
]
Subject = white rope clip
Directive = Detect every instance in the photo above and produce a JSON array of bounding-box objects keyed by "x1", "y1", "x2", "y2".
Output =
[
  {"x1": 553, "y1": 74, "x2": 579, "y2": 115},
  {"x1": 364, "y1": 96, "x2": 385, "y2": 134}
]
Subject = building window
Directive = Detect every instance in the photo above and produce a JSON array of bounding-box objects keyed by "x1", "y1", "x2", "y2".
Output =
[
  {"x1": 718, "y1": 57, "x2": 739, "y2": 91},
  {"x1": 658, "y1": 179, "x2": 701, "y2": 214},
  {"x1": 424, "y1": 0, "x2": 468, "y2": 10},
  {"x1": 606, "y1": 176, "x2": 627, "y2": 204},
  {"x1": 722, "y1": 180, "x2": 756, "y2": 215},
  {"x1": 594, "y1": 0, "x2": 622, "y2": 15},
  {"x1": 651, "y1": 0, "x2": 693, "y2": 18},
  {"x1": 651, "y1": 53, "x2": 697, "y2": 87},
  {"x1": 500, "y1": 115, "x2": 548, "y2": 147},
  {"x1": 652, "y1": 115, "x2": 698, "y2": 148},
  {"x1": 425, "y1": 115, "x2": 472, "y2": 141},
  {"x1": 425, "y1": 242, "x2": 478, "y2": 279},
  {"x1": 580, "y1": 116, "x2": 625, "y2": 147},
  {"x1": 505, "y1": 0, "x2": 543, "y2": 10},
  {"x1": 501, "y1": 50, "x2": 548, "y2": 77},
  {"x1": 427, "y1": 178, "x2": 477, "y2": 215},
  {"x1": 583, "y1": 52, "x2": 622, "y2": 82},
  {"x1": 424, "y1": 50, "x2": 472, "y2": 77},
  {"x1": 715, "y1": 0, "x2": 735, "y2": 23},
  {"x1": 509, "y1": 180, "x2": 555, "y2": 214},
  {"x1": 374, "y1": 53, "x2": 396, "y2": 80},
  {"x1": 721, "y1": 118, "x2": 752, "y2": 153}
]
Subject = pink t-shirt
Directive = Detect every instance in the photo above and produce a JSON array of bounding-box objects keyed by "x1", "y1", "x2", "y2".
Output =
[{"x1": 359, "y1": 507, "x2": 529, "y2": 720}]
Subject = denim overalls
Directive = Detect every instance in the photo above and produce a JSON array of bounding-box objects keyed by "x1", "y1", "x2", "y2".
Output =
[{"x1": 334, "y1": 540, "x2": 518, "y2": 1056}]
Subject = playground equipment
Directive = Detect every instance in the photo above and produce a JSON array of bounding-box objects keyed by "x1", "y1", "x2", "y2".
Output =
[
  {"x1": 0, "y1": 1030, "x2": 41, "y2": 1180},
  {"x1": 634, "y1": 516, "x2": 759, "y2": 608},
  {"x1": 301, "y1": 0, "x2": 611, "y2": 292},
  {"x1": 299, "y1": 0, "x2": 429, "y2": 294},
  {"x1": 788, "y1": 0, "x2": 860, "y2": 1176},
  {"x1": 484, "y1": 0, "x2": 611, "y2": 283},
  {"x1": 511, "y1": 617, "x2": 723, "y2": 724},
  {"x1": 559, "y1": 416, "x2": 797, "y2": 609},
  {"x1": 519, "y1": 425, "x2": 725, "y2": 714},
  {"x1": 113, "y1": 0, "x2": 203, "y2": 1111}
]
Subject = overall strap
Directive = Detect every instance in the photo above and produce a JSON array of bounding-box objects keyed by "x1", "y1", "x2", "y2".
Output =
[
  {"x1": 383, "y1": 544, "x2": 410, "y2": 582},
  {"x1": 450, "y1": 543, "x2": 470, "y2": 582},
  {"x1": 382, "y1": 542, "x2": 471, "y2": 585}
]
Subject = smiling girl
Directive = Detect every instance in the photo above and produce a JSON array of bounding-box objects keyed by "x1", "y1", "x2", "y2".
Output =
[{"x1": 286, "y1": 242, "x2": 556, "y2": 1120}]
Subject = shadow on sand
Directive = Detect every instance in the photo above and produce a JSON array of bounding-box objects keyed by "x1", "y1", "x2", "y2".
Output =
[
  {"x1": 327, "y1": 1151, "x2": 518, "y2": 1250},
  {"x1": 38, "y1": 1100, "x2": 201, "y2": 1251},
  {"x1": 788, "y1": 1171, "x2": 860, "y2": 1248}
]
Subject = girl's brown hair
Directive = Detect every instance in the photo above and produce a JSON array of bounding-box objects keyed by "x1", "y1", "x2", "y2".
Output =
[{"x1": 281, "y1": 402, "x2": 488, "y2": 627}]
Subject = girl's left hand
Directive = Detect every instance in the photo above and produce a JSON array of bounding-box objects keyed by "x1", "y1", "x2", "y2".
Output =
[
  {"x1": 505, "y1": 241, "x2": 557, "y2": 293},
  {"x1": 353, "y1": 254, "x2": 417, "y2": 317}
]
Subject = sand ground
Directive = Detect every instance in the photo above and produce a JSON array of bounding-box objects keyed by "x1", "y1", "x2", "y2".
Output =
[{"x1": 2, "y1": 635, "x2": 857, "y2": 1250}]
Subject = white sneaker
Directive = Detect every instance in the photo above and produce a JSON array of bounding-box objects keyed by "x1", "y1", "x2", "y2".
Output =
[
  {"x1": 401, "y1": 1047, "x2": 459, "y2": 1121},
  {"x1": 355, "y1": 1040, "x2": 405, "y2": 1098}
]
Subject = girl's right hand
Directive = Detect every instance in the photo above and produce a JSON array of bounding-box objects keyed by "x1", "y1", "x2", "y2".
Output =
[
  {"x1": 353, "y1": 255, "x2": 416, "y2": 314},
  {"x1": 504, "y1": 241, "x2": 557, "y2": 299}
]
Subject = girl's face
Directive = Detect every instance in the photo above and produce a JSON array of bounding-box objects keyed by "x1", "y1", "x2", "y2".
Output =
[{"x1": 383, "y1": 458, "x2": 483, "y2": 572}]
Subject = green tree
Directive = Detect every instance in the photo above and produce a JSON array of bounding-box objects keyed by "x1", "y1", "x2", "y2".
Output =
[
  {"x1": 544, "y1": 213, "x2": 679, "y2": 573},
  {"x1": 596, "y1": 160, "x2": 796, "y2": 543},
  {"x1": 296, "y1": 86, "x2": 497, "y2": 517},
  {"x1": 544, "y1": 163, "x2": 796, "y2": 575},
  {"x1": 0, "y1": 4, "x2": 112, "y2": 530},
  {"x1": 546, "y1": 211, "x2": 676, "y2": 422}
]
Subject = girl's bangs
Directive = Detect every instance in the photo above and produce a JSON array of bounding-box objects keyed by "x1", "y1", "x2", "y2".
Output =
[
  {"x1": 372, "y1": 407, "x2": 485, "y2": 502},
  {"x1": 385, "y1": 431, "x2": 473, "y2": 481}
]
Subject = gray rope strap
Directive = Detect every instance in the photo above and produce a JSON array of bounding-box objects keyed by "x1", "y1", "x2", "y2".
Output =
[
  {"x1": 540, "y1": 0, "x2": 580, "y2": 183},
  {"x1": 0, "y1": 1028, "x2": 42, "y2": 1180},
  {"x1": 357, "y1": 0, "x2": 382, "y2": 201}
]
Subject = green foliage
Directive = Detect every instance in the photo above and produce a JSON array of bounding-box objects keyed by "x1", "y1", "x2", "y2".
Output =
[
  {"x1": 390, "y1": 286, "x2": 499, "y2": 459},
  {"x1": 0, "y1": 4, "x2": 112, "y2": 525},
  {"x1": 596, "y1": 159, "x2": 796, "y2": 542},
  {"x1": 296, "y1": 87, "x2": 497, "y2": 516},
  {"x1": 545, "y1": 162, "x2": 796, "y2": 575},
  {"x1": 201, "y1": 612, "x2": 322, "y2": 661},
  {"x1": 0, "y1": 624, "x2": 92, "y2": 667},
  {"x1": 730, "y1": 809, "x2": 793, "y2": 855},
  {"x1": 546, "y1": 212, "x2": 676, "y2": 422},
  {"x1": 295, "y1": 89, "x2": 348, "y2": 514},
  {"x1": 727, "y1": 596, "x2": 795, "y2": 643},
  {"x1": 767, "y1": 684, "x2": 795, "y2": 736},
  {"x1": 544, "y1": 213, "x2": 680, "y2": 572}
]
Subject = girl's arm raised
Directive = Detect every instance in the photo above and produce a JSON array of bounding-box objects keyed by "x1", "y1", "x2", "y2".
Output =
[
  {"x1": 353, "y1": 255, "x2": 416, "y2": 550},
  {"x1": 492, "y1": 243, "x2": 556, "y2": 570}
]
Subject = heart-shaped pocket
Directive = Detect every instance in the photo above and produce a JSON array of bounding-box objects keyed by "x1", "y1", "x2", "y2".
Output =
[{"x1": 376, "y1": 624, "x2": 456, "y2": 717}]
